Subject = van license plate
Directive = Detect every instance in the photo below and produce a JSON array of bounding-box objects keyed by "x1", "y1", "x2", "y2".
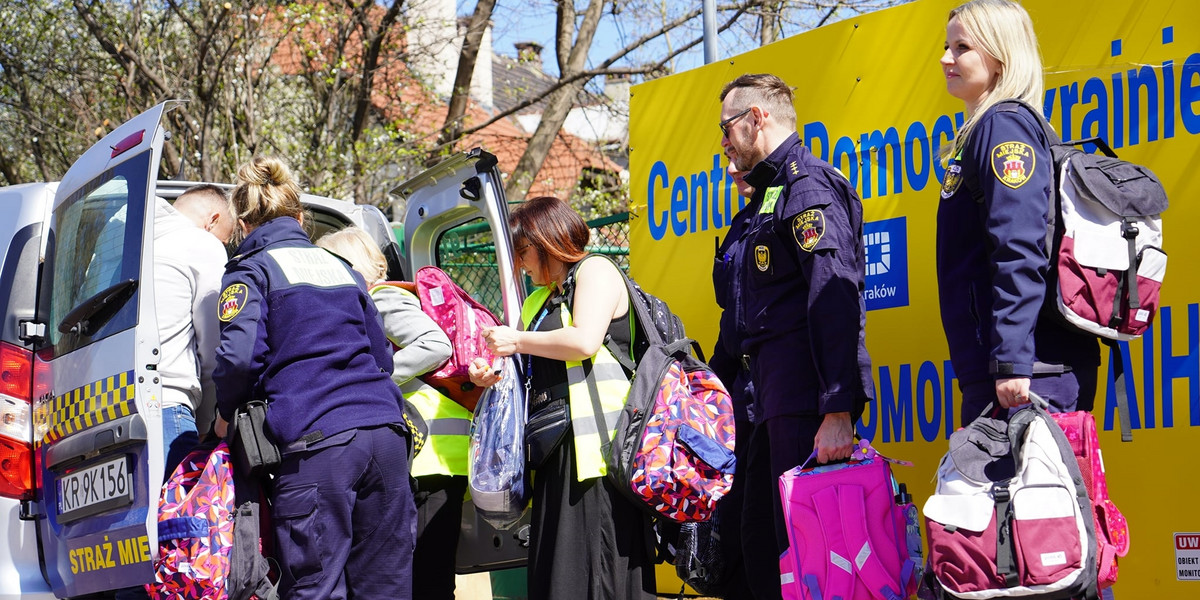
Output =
[{"x1": 57, "y1": 456, "x2": 131, "y2": 520}]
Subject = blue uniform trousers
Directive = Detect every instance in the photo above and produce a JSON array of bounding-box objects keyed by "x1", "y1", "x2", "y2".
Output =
[
  {"x1": 272, "y1": 425, "x2": 415, "y2": 600},
  {"x1": 740, "y1": 414, "x2": 822, "y2": 600}
]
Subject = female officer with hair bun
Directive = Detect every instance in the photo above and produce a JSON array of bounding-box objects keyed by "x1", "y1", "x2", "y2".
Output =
[
  {"x1": 213, "y1": 156, "x2": 415, "y2": 600},
  {"x1": 937, "y1": 0, "x2": 1099, "y2": 424}
]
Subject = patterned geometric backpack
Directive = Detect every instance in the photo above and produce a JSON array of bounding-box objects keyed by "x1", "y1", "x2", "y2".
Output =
[
  {"x1": 147, "y1": 442, "x2": 276, "y2": 600},
  {"x1": 592, "y1": 260, "x2": 737, "y2": 523}
]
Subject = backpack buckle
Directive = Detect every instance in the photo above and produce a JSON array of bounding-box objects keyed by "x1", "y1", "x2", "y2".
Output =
[{"x1": 992, "y1": 485, "x2": 1011, "y2": 503}]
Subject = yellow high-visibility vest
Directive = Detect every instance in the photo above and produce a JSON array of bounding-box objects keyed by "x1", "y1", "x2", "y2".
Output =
[
  {"x1": 406, "y1": 382, "x2": 471, "y2": 478},
  {"x1": 522, "y1": 285, "x2": 631, "y2": 481},
  {"x1": 367, "y1": 283, "x2": 471, "y2": 478}
]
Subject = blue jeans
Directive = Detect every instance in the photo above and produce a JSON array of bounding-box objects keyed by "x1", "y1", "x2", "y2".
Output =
[{"x1": 162, "y1": 404, "x2": 200, "y2": 478}]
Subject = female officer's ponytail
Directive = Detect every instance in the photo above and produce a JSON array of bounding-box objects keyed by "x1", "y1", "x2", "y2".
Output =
[{"x1": 231, "y1": 156, "x2": 304, "y2": 228}]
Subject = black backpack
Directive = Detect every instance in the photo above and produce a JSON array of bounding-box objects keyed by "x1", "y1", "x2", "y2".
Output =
[{"x1": 562, "y1": 253, "x2": 701, "y2": 369}]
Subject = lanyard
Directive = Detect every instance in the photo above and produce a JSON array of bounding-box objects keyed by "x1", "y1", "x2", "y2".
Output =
[{"x1": 524, "y1": 298, "x2": 557, "y2": 392}]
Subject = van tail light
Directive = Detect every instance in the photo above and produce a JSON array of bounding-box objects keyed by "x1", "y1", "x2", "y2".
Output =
[{"x1": 0, "y1": 341, "x2": 34, "y2": 500}]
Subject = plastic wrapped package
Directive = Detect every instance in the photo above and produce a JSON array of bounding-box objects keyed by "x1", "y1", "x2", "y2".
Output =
[{"x1": 468, "y1": 355, "x2": 529, "y2": 529}]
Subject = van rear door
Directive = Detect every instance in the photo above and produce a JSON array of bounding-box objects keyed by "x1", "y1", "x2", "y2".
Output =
[
  {"x1": 32, "y1": 103, "x2": 172, "y2": 596},
  {"x1": 393, "y1": 148, "x2": 528, "y2": 572}
]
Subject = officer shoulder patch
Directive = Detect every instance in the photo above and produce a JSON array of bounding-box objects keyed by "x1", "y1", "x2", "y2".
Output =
[
  {"x1": 792, "y1": 209, "x2": 825, "y2": 252},
  {"x1": 991, "y1": 141, "x2": 1036, "y2": 189},
  {"x1": 218, "y1": 283, "x2": 248, "y2": 322}
]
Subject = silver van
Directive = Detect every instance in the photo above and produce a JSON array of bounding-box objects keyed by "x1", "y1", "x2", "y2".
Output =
[{"x1": 2, "y1": 103, "x2": 528, "y2": 597}]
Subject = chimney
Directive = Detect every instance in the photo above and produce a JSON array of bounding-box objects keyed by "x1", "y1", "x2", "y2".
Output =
[
  {"x1": 514, "y1": 41, "x2": 544, "y2": 70},
  {"x1": 404, "y1": 0, "x2": 458, "y2": 98},
  {"x1": 604, "y1": 73, "x2": 631, "y2": 105}
]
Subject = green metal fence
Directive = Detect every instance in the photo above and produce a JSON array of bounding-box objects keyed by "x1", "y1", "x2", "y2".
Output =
[{"x1": 434, "y1": 212, "x2": 630, "y2": 317}]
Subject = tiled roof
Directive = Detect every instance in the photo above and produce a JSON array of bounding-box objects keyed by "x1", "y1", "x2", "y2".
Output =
[
  {"x1": 491, "y1": 53, "x2": 612, "y2": 118},
  {"x1": 492, "y1": 53, "x2": 555, "y2": 115}
]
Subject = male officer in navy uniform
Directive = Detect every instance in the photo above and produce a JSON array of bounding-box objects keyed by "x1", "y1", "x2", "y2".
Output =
[{"x1": 716, "y1": 73, "x2": 875, "y2": 600}]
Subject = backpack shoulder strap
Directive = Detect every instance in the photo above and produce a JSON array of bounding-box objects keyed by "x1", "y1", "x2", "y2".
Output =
[
  {"x1": 369, "y1": 280, "x2": 419, "y2": 300},
  {"x1": 561, "y1": 253, "x2": 641, "y2": 373},
  {"x1": 994, "y1": 99, "x2": 1061, "y2": 143}
]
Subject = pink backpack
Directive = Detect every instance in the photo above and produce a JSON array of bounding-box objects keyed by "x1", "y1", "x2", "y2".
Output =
[
  {"x1": 377, "y1": 266, "x2": 501, "y2": 411},
  {"x1": 778, "y1": 441, "x2": 921, "y2": 600},
  {"x1": 1050, "y1": 411, "x2": 1130, "y2": 590}
]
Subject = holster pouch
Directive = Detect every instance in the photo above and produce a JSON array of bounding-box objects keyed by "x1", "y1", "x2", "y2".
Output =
[{"x1": 227, "y1": 400, "x2": 280, "y2": 479}]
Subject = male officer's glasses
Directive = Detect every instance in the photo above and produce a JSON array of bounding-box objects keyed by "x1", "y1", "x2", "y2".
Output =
[{"x1": 719, "y1": 107, "x2": 752, "y2": 138}]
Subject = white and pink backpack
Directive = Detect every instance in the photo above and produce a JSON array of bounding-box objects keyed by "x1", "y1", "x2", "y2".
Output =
[{"x1": 923, "y1": 397, "x2": 1099, "y2": 600}]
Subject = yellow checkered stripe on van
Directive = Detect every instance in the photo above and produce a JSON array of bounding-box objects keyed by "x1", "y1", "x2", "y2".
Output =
[{"x1": 38, "y1": 371, "x2": 136, "y2": 445}]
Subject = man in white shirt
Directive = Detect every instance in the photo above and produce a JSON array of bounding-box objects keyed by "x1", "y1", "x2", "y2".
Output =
[{"x1": 154, "y1": 184, "x2": 234, "y2": 474}]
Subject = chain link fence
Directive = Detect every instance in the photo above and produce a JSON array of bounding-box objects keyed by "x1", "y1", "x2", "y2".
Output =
[{"x1": 434, "y1": 212, "x2": 630, "y2": 317}]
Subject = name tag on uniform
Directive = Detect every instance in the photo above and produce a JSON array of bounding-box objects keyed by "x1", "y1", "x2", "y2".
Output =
[
  {"x1": 760, "y1": 186, "x2": 783, "y2": 214},
  {"x1": 269, "y1": 247, "x2": 357, "y2": 288}
]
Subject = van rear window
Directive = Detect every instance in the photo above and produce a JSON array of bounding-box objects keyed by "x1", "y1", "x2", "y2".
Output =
[{"x1": 43, "y1": 152, "x2": 150, "y2": 357}]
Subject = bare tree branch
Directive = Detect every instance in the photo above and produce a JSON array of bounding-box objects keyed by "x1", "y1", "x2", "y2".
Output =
[
  {"x1": 349, "y1": 0, "x2": 404, "y2": 144},
  {"x1": 448, "y1": 2, "x2": 744, "y2": 144}
]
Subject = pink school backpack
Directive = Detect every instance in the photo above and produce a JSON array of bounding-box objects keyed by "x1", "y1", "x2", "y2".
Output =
[
  {"x1": 376, "y1": 266, "x2": 502, "y2": 411},
  {"x1": 1050, "y1": 411, "x2": 1131, "y2": 590},
  {"x1": 778, "y1": 441, "x2": 922, "y2": 600}
]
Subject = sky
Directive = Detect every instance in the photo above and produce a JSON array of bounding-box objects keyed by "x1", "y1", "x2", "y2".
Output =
[
  {"x1": 479, "y1": 1, "x2": 901, "y2": 86},
  {"x1": 483, "y1": 1, "x2": 731, "y2": 81}
]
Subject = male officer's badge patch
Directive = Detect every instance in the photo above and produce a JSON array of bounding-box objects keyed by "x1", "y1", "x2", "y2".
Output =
[
  {"x1": 218, "y1": 283, "x2": 248, "y2": 322},
  {"x1": 792, "y1": 209, "x2": 825, "y2": 252},
  {"x1": 941, "y1": 162, "x2": 963, "y2": 199},
  {"x1": 991, "y1": 141, "x2": 1035, "y2": 189},
  {"x1": 755, "y1": 245, "x2": 770, "y2": 272},
  {"x1": 789, "y1": 160, "x2": 799, "y2": 175}
]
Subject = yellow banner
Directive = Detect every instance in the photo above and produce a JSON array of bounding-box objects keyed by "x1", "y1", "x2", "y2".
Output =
[{"x1": 631, "y1": 0, "x2": 1199, "y2": 595}]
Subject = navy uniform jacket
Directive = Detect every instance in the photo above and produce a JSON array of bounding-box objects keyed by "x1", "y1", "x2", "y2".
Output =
[
  {"x1": 739, "y1": 133, "x2": 875, "y2": 420},
  {"x1": 213, "y1": 217, "x2": 405, "y2": 446},
  {"x1": 937, "y1": 103, "x2": 1099, "y2": 389}
]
